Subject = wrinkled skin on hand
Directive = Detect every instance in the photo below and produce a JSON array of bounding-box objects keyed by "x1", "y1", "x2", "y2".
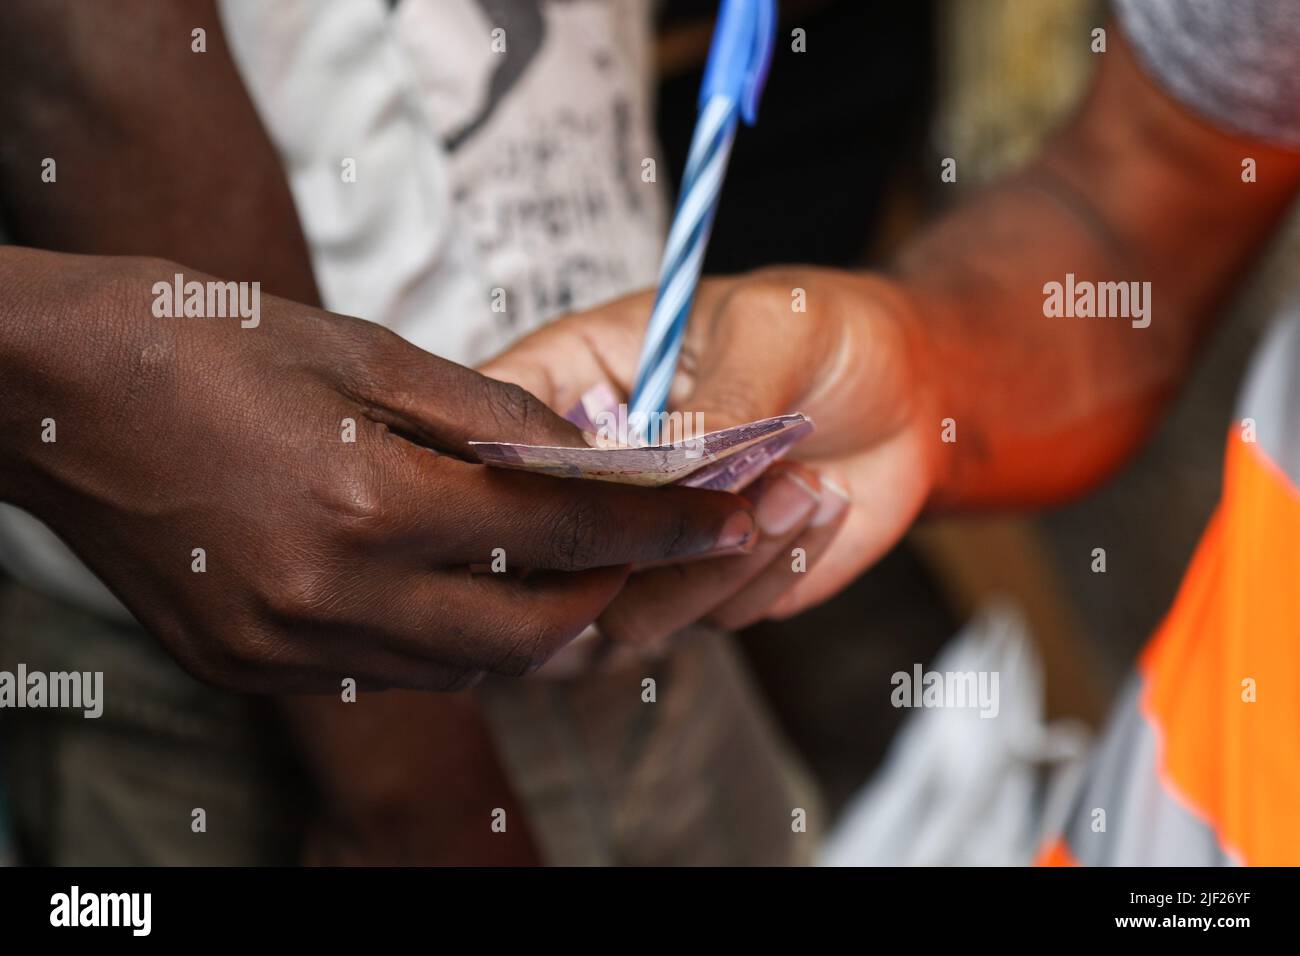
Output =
[
  {"x1": 482, "y1": 267, "x2": 939, "y2": 649},
  {"x1": 0, "y1": 252, "x2": 756, "y2": 692}
]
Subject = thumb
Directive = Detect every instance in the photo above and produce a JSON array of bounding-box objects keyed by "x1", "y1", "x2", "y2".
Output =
[
  {"x1": 477, "y1": 347, "x2": 564, "y2": 412},
  {"x1": 342, "y1": 326, "x2": 589, "y2": 453},
  {"x1": 679, "y1": 329, "x2": 807, "y2": 437},
  {"x1": 479, "y1": 297, "x2": 654, "y2": 414}
]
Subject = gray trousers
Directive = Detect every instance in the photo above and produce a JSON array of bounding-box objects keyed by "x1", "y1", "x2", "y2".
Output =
[{"x1": 0, "y1": 579, "x2": 819, "y2": 865}]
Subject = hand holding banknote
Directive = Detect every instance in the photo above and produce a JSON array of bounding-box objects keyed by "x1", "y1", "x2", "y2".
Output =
[
  {"x1": 0, "y1": 251, "x2": 765, "y2": 692},
  {"x1": 480, "y1": 267, "x2": 940, "y2": 646}
]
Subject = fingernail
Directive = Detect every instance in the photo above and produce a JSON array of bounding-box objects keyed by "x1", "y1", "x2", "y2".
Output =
[
  {"x1": 811, "y1": 478, "x2": 850, "y2": 527},
  {"x1": 715, "y1": 509, "x2": 757, "y2": 552},
  {"x1": 754, "y1": 472, "x2": 820, "y2": 536}
]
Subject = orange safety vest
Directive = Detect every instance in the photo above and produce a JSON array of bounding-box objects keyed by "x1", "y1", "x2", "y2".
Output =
[{"x1": 1038, "y1": 315, "x2": 1300, "y2": 866}]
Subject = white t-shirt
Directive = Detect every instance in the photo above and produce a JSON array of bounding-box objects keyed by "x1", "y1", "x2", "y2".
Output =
[{"x1": 0, "y1": 0, "x2": 667, "y2": 619}]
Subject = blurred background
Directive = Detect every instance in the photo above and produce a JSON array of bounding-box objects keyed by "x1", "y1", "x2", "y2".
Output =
[{"x1": 656, "y1": 0, "x2": 1300, "y2": 847}]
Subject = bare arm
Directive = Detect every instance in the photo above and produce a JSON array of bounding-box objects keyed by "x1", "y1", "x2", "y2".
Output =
[
  {"x1": 0, "y1": 0, "x2": 318, "y2": 302},
  {"x1": 898, "y1": 29, "x2": 1300, "y2": 508},
  {"x1": 480, "y1": 27, "x2": 1300, "y2": 626}
]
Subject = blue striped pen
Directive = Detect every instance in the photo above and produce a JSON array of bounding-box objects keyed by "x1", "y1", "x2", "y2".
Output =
[{"x1": 627, "y1": 0, "x2": 777, "y2": 445}]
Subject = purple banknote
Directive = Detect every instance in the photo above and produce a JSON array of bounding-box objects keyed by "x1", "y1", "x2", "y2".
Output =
[{"x1": 470, "y1": 384, "x2": 813, "y2": 493}]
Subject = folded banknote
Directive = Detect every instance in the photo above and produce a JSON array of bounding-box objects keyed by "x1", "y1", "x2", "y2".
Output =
[{"x1": 470, "y1": 384, "x2": 813, "y2": 493}]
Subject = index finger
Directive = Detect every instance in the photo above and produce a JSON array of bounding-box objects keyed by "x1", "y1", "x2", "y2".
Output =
[{"x1": 409, "y1": 451, "x2": 759, "y2": 572}]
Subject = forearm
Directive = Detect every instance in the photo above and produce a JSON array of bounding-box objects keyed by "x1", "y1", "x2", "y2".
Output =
[
  {"x1": 0, "y1": 246, "x2": 162, "y2": 511},
  {"x1": 894, "y1": 168, "x2": 1192, "y2": 509},
  {"x1": 0, "y1": 0, "x2": 527, "y2": 859},
  {"x1": 891, "y1": 30, "x2": 1300, "y2": 509},
  {"x1": 284, "y1": 692, "x2": 540, "y2": 865},
  {"x1": 0, "y1": 0, "x2": 317, "y2": 304}
]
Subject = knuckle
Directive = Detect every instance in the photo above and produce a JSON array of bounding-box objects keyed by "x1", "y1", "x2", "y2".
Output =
[
  {"x1": 546, "y1": 499, "x2": 610, "y2": 571},
  {"x1": 701, "y1": 362, "x2": 763, "y2": 405},
  {"x1": 720, "y1": 270, "x2": 793, "y2": 318},
  {"x1": 332, "y1": 319, "x2": 408, "y2": 390},
  {"x1": 177, "y1": 644, "x2": 230, "y2": 689},
  {"x1": 178, "y1": 636, "x2": 248, "y2": 691},
  {"x1": 659, "y1": 509, "x2": 695, "y2": 561},
  {"x1": 266, "y1": 566, "x2": 337, "y2": 622},
  {"x1": 623, "y1": 505, "x2": 697, "y2": 564},
  {"x1": 345, "y1": 315, "x2": 404, "y2": 352},
  {"x1": 152, "y1": 617, "x2": 243, "y2": 689},
  {"x1": 316, "y1": 468, "x2": 387, "y2": 530},
  {"x1": 212, "y1": 622, "x2": 327, "y2": 692},
  {"x1": 233, "y1": 627, "x2": 295, "y2": 669},
  {"x1": 698, "y1": 379, "x2": 764, "y2": 425},
  {"x1": 482, "y1": 378, "x2": 539, "y2": 434}
]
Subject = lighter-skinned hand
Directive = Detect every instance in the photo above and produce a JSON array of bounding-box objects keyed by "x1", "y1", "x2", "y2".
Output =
[{"x1": 480, "y1": 266, "x2": 939, "y2": 650}]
